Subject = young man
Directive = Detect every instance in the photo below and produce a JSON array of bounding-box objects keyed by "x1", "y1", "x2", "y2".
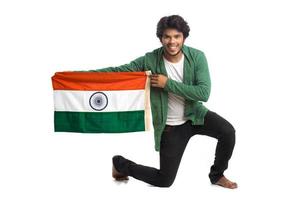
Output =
[{"x1": 94, "y1": 15, "x2": 237, "y2": 189}]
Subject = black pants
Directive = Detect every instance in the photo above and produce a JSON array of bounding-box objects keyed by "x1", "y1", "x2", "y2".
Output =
[{"x1": 115, "y1": 111, "x2": 236, "y2": 187}]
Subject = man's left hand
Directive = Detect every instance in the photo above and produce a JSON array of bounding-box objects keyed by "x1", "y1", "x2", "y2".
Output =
[{"x1": 150, "y1": 74, "x2": 168, "y2": 88}]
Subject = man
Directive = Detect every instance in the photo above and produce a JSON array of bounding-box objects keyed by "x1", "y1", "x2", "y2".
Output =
[{"x1": 94, "y1": 15, "x2": 237, "y2": 188}]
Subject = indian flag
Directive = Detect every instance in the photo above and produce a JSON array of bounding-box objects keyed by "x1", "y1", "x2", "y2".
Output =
[{"x1": 52, "y1": 71, "x2": 152, "y2": 133}]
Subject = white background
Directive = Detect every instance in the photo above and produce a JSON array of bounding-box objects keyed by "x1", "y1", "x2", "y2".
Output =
[{"x1": 1, "y1": 0, "x2": 293, "y2": 199}]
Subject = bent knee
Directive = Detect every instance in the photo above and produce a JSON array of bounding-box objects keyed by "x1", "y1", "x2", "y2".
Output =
[
  {"x1": 220, "y1": 125, "x2": 236, "y2": 142},
  {"x1": 158, "y1": 175, "x2": 175, "y2": 187}
]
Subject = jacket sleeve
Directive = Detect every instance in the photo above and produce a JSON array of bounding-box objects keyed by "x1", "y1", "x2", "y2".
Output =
[
  {"x1": 163, "y1": 52, "x2": 211, "y2": 102},
  {"x1": 88, "y1": 56, "x2": 145, "y2": 72}
]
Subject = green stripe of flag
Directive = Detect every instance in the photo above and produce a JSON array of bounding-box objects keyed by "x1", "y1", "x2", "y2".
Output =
[{"x1": 54, "y1": 111, "x2": 145, "y2": 133}]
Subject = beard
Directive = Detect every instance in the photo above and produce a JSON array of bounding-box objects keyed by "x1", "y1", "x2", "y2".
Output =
[{"x1": 163, "y1": 46, "x2": 182, "y2": 57}]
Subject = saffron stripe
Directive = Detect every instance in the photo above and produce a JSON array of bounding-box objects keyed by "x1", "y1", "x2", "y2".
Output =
[{"x1": 52, "y1": 71, "x2": 147, "y2": 91}]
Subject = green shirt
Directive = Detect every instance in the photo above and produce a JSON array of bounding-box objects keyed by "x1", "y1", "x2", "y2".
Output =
[{"x1": 91, "y1": 45, "x2": 211, "y2": 151}]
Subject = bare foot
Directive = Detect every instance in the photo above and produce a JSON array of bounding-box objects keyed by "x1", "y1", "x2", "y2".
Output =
[
  {"x1": 214, "y1": 176, "x2": 238, "y2": 189},
  {"x1": 112, "y1": 165, "x2": 129, "y2": 181}
]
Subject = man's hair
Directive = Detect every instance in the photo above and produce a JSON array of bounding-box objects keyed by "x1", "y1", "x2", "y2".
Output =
[{"x1": 156, "y1": 15, "x2": 190, "y2": 40}]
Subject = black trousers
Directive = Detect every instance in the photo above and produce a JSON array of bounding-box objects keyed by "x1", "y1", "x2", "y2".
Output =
[{"x1": 115, "y1": 110, "x2": 236, "y2": 187}]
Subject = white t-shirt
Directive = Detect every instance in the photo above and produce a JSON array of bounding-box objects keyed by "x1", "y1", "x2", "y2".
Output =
[{"x1": 163, "y1": 55, "x2": 187, "y2": 126}]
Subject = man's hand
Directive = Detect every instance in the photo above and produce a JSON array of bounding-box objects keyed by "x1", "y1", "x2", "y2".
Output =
[{"x1": 150, "y1": 74, "x2": 168, "y2": 88}]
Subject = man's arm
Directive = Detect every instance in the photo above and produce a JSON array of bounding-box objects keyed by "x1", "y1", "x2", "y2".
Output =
[
  {"x1": 88, "y1": 56, "x2": 145, "y2": 72},
  {"x1": 159, "y1": 52, "x2": 211, "y2": 102}
]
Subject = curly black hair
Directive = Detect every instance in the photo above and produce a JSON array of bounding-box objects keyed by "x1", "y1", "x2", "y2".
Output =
[{"x1": 156, "y1": 15, "x2": 190, "y2": 40}]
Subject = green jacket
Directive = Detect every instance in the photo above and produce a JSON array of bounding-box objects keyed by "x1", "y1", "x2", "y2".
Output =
[{"x1": 91, "y1": 45, "x2": 211, "y2": 151}]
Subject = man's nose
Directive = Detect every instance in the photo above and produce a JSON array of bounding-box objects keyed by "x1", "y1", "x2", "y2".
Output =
[{"x1": 169, "y1": 37, "x2": 176, "y2": 43}]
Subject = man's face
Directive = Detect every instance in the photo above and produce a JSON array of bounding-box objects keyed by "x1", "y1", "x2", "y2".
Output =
[{"x1": 161, "y1": 28, "x2": 184, "y2": 57}]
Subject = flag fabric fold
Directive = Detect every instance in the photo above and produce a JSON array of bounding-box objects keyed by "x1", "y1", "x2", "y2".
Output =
[{"x1": 52, "y1": 71, "x2": 152, "y2": 133}]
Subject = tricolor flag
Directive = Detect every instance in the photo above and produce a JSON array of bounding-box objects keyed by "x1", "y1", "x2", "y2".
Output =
[{"x1": 52, "y1": 71, "x2": 152, "y2": 133}]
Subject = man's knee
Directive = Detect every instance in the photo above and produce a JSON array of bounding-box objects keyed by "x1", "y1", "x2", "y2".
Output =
[
  {"x1": 158, "y1": 174, "x2": 175, "y2": 187},
  {"x1": 219, "y1": 124, "x2": 235, "y2": 144}
]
